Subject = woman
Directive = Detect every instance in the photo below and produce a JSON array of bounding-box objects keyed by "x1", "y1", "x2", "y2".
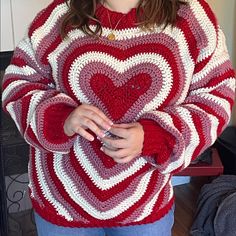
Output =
[{"x1": 2, "y1": 0, "x2": 235, "y2": 235}]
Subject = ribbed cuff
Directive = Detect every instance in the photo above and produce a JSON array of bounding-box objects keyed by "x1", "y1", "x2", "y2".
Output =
[
  {"x1": 139, "y1": 119, "x2": 175, "y2": 164},
  {"x1": 42, "y1": 104, "x2": 76, "y2": 145}
]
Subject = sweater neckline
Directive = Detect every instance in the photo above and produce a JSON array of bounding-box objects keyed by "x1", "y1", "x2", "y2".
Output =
[{"x1": 95, "y1": 3, "x2": 138, "y2": 29}]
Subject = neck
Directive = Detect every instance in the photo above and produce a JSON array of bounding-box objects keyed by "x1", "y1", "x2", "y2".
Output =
[{"x1": 103, "y1": 0, "x2": 140, "y2": 14}]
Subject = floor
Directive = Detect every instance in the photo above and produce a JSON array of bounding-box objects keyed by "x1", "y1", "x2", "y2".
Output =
[{"x1": 172, "y1": 177, "x2": 211, "y2": 236}]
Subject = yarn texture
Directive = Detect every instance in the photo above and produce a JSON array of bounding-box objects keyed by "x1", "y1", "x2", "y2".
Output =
[{"x1": 2, "y1": 0, "x2": 235, "y2": 228}]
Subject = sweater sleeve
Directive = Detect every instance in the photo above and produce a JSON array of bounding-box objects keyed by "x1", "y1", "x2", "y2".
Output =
[
  {"x1": 2, "y1": 1, "x2": 78, "y2": 154},
  {"x1": 138, "y1": 4, "x2": 235, "y2": 175}
]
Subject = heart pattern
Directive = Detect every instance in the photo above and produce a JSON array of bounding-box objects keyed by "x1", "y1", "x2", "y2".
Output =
[
  {"x1": 67, "y1": 53, "x2": 172, "y2": 123},
  {"x1": 91, "y1": 73, "x2": 151, "y2": 121}
]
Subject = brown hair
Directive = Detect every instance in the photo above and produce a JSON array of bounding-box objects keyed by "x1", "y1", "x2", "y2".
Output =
[{"x1": 61, "y1": 0, "x2": 186, "y2": 38}]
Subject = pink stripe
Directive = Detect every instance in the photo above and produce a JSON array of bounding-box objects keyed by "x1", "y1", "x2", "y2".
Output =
[
  {"x1": 60, "y1": 155, "x2": 148, "y2": 212},
  {"x1": 178, "y1": 3, "x2": 208, "y2": 50},
  {"x1": 191, "y1": 61, "x2": 234, "y2": 90},
  {"x1": 28, "y1": 149, "x2": 44, "y2": 206},
  {"x1": 78, "y1": 62, "x2": 163, "y2": 123},
  {"x1": 40, "y1": 151, "x2": 90, "y2": 222},
  {"x1": 77, "y1": 138, "x2": 146, "y2": 178},
  {"x1": 122, "y1": 174, "x2": 170, "y2": 223}
]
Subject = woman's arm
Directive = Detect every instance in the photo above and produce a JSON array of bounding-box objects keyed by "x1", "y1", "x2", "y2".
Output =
[
  {"x1": 100, "y1": 1, "x2": 235, "y2": 174},
  {"x1": 2, "y1": 32, "x2": 79, "y2": 153},
  {"x1": 138, "y1": 26, "x2": 235, "y2": 174}
]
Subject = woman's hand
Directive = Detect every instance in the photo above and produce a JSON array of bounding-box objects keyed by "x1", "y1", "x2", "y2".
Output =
[
  {"x1": 63, "y1": 104, "x2": 113, "y2": 141},
  {"x1": 100, "y1": 122, "x2": 144, "y2": 164}
]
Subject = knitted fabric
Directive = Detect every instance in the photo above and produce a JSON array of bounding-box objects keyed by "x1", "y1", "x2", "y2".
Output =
[
  {"x1": 2, "y1": 0, "x2": 235, "y2": 228},
  {"x1": 190, "y1": 175, "x2": 236, "y2": 236}
]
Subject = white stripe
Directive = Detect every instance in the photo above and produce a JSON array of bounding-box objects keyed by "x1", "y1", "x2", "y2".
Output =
[
  {"x1": 2, "y1": 80, "x2": 29, "y2": 102},
  {"x1": 68, "y1": 52, "x2": 173, "y2": 110},
  {"x1": 28, "y1": 113, "x2": 39, "y2": 140},
  {"x1": 74, "y1": 138, "x2": 147, "y2": 190},
  {"x1": 192, "y1": 54, "x2": 230, "y2": 84},
  {"x1": 148, "y1": 110, "x2": 186, "y2": 174},
  {"x1": 208, "y1": 114, "x2": 220, "y2": 144},
  {"x1": 134, "y1": 174, "x2": 170, "y2": 221},
  {"x1": 34, "y1": 149, "x2": 73, "y2": 221},
  {"x1": 197, "y1": 93, "x2": 231, "y2": 118},
  {"x1": 31, "y1": 3, "x2": 68, "y2": 49},
  {"x1": 17, "y1": 37, "x2": 38, "y2": 64},
  {"x1": 6, "y1": 102, "x2": 22, "y2": 132},
  {"x1": 54, "y1": 151, "x2": 154, "y2": 220},
  {"x1": 190, "y1": 0, "x2": 217, "y2": 62},
  {"x1": 190, "y1": 78, "x2": 236, "y2": 95},
  {"x1": 174, "y1": 107, "x2": 200, "y2": 168},
  {"x1": 5, "y1": 65, "x2": 37, "y2": 76},
  {"x1": 185, "y1": 104, "x2": 219, "y2": 144},
  {"x1": 27, "y1": 91, "x2": 46, "y2": 125}
]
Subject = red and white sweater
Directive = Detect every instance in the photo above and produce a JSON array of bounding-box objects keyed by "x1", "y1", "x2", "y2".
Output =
[{"x1": 2, "y1": 0, "x2": 235, "y2": 228}]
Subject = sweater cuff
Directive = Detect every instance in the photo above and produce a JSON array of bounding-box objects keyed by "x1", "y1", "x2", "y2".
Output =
[
  {"x1": 36, "y1": 103, "x2": 76, "y2": 152},
  {"x1": 139, "y1": 119, "x2": 176, "y2": 165},
  {"x1": 43, "y1": 104, "x2": 75, "y2": 142}
]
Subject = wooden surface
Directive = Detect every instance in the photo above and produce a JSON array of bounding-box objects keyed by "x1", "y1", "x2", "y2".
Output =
[
  {"x1": 175, "y1": 148, "x2": 223, "y2": 176},
  {"x1": 172, "y1": 177, "x2": 211, "y2": 236}
]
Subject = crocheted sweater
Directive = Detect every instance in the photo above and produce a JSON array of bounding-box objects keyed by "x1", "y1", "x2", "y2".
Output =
[{"x1": 2, "y1": 0, "x2": 235, "y2": 228}]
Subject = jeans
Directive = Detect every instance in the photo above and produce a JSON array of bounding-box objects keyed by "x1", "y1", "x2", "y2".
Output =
[{"x1": 34, "y1": 207, "x2": 174, "y2": 236}]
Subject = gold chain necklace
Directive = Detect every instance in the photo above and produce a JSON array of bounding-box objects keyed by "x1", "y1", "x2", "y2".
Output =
[{"x1": 106, "y1": 9, "x2": 126, "y2": 41}]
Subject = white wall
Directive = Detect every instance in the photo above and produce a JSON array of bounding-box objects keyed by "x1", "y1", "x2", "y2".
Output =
[
  {"x1": 0, "y1": 0, "x2": 51, "y2": 52},
  {"x1": 207, "y1": 0, "x2": 236, "y2": 69},
  {"x1": 0, "y1": 0, "x2": 14, "y2": 51},
  {"x1": 11, "y1": 0, "x2": 52, "y2": 47}
]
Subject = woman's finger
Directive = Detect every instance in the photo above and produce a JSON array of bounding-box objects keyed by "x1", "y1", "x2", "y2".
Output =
[
  {"x1": 108, "y1": 127, "x2": 129, "y2": 139},
  {"x1": 75, "y1": 127, "x2": 95, "y2": 141},
  {"x1": 101, "y1": 146, "x2": 130, "y2": 159},
  {"x1": 80, "y1": 117, "x2": 106, "y2": 138},
  {"x1": 101, "y1": 136, "x2": 128, "y2": 149},
  {"x1": 82, "y1": 109, "x2": 112, "y2": 132},
  {"x1": 84, "y1": 105, "x2": 113, "y2": 126},
  {"x1": 113, "y1": 155, "x2": 137, "y2": 164}
]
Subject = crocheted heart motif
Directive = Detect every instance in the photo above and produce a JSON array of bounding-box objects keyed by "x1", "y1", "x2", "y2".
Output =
[
  {"x1": 90, "y1": 73, "x2": 151, "y2": 121},
  {"x1": 67, "y1": 54, "x2": 169, "y2": 123}
]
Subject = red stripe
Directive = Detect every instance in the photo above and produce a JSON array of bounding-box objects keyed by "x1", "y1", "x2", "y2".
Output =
[
  {"x1": 194, "y1": 55, "x2": 212, "y2": 74},
  {"x1": 62, "y1": 41, "x2": 182, "y2": 106},
  {"x1": 28, "y1": 0, "x2": 65, "y2": 37},
  {"x1": 45, "y1": 152, "x2": 104, "y2": 222},
  {"x1": 175, "y1": 15, "x2": 199, "y2": 62},
  {"x1": 70, "y1": 147, "x2": 152, "y2": 202},
  {"x1": 2, "y1": 77, "x2": 19, "y2": 91},
  {"x1": 189, "y1": 109, "x2": 206, "y2": 161},
  {"x1": 19, "y1": 95, "x2": 32, "y2": 132},
  {"x1": 210, "y1": 90, "x2": 235, "y2": 110},
  {"x1": 109, "y1": 171, "x2": 164, "y2": 223},
  {"x1": 26, "y1": 127, "x2": 45, "y2": 150},
  {"x1": 42, "y1": 35, "x2": 62, "y2": 64},
  {"x1": 199, "y1": 0, "x2": 218, "y2": 29},
  {"x1": 193, "y1": 102, "x2": 226, "y2": 136},
  {"x1": 5, "y1": 84, "x2": 47, "y2": 104},
  {"x1": 206, "y1": 69, "x2": 235, "y2": 88},
  {"x1": 10, "y1": 57, "x2": 28, "y2": 67}
]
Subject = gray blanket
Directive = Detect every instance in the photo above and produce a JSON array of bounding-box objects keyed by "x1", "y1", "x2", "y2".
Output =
[{"x1": 190, "y1": 175, "x2": 236, "y2": 236}]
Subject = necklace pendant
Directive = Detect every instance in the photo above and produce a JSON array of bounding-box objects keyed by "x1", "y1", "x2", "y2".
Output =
[{"x1": 108, "y1": 32, "x2": 116, "y2": 41}]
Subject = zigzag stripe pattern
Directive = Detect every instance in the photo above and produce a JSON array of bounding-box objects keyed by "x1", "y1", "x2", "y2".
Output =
[{"x1": 2, "y1": 0, "x2": 235, "y2": 228}]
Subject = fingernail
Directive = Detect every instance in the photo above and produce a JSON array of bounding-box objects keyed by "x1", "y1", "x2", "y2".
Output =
[
  {"x1": 100, "y1": 147, "x2": 104, "y2": 152},
  {"x1": 90, "y1": 137, "x2": 95, "y2": 141},
  {"x1": 99, "y1": 131, "x2": 106, "y2": 138},
  {"x1": 97, "y1": 136, "x2": 101, "y2": 141},
  {"x1": 109, "y1": 121, "x2": 114, "y2": 126},
  {"x1": 105, "y1": 125, "x2": 111, "y2": 131}
]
